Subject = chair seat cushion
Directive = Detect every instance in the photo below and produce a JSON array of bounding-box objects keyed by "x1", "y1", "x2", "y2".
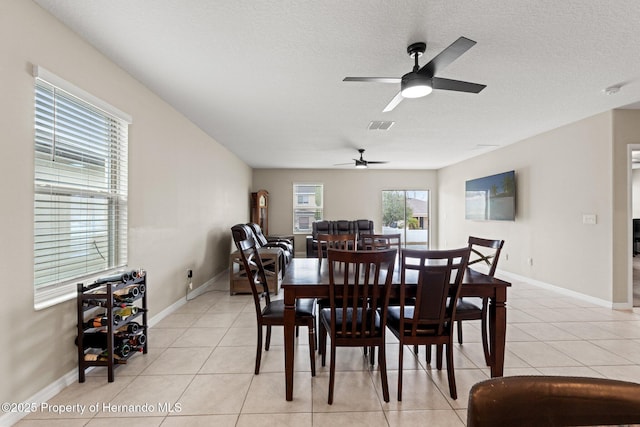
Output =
[
  {"x1": 387, "y1": 306, "x2": 445, "y2": 335},
  {"x1": 387, "y1": 306, "x2": 414, "y2": 324},
  {"x1": 263, "y1": 298, "x2": 316, "y2": 318},
  {"x1": 266, "y1": 237, "x2": 293, "y2": 251},
  {"x1": 320, "y1": 307, "x2": 381, "y2": 335},
  {"x1": 264, "y1": 241, "x2": 292, "y2": 253},
  {"x1": 456, "y1": 297, "x2": 483, "y2": 312}
]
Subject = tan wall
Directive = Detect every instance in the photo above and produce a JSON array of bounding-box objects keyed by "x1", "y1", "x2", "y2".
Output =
[
  {"x1": 0, "y1": 0, "x2": 251, "y2": 405},
  {"x1": 252, "y1": 169, "x2": 438, "y2": 255},
  {"x1": 438, "y1": 112, "x2": 615, "y2": 301}
]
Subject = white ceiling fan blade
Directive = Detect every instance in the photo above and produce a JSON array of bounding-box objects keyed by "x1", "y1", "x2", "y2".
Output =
[{"x1": 382, "y1": 92, "x2": 404, "y2": 112}]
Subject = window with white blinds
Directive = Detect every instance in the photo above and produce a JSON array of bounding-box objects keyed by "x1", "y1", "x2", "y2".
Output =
[{"x1": 33, "y1": 67, "x2": 131, "y2": 309}]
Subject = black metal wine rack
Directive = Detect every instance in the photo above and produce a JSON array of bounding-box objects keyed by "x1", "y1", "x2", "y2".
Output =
[{"x1": 76, "y1": 271, "x2": 148, "y2": 382}]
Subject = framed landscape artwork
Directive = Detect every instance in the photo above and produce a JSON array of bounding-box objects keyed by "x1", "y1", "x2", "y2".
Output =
[{"x1": 465, "y1": 170, "x2": 516, "y2": 221}]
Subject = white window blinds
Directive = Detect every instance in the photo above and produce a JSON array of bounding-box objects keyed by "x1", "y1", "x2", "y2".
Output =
[{"x1": 33, "y1": 67, "x2": 131, "y2": 309}]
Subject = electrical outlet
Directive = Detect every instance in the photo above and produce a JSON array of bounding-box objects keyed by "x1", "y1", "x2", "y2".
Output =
[{"x1": 504, "y1": 253, "x2": 509, "y2": 261}]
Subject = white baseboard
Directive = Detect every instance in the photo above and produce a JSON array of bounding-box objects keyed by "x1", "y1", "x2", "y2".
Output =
[
  {"x1": 148, "y1": 271, "x2": 223, "y2": 327},
  {"x1": 0, "y1": 271, "x2": 225, "y2": 427},
  {"x1": 495, "y1": 269, "x2": 626, "y2": 309},
  {"x1": 0, "y1": 368, "x2": 79, "y2": 426}
]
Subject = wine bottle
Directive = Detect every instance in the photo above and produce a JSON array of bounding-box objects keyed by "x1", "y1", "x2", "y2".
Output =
[
  {"x1": 92, "y1": 271, "x2": 132, "y2": 286},
  {"x1": 83, "y1": 299, "x2": 130, "y2": 308},
  {"x1": 114, "y1": 343, "x2": 131, "y2": 358},
  {"x1": 113, "y1": 285, "x2": 140, "y2": 301},
  {"x1": 83, "y1": 314, "x2": 122, "y2": 329},
  {"x1": 84, "y1": 353, "x2": 108, "y2": 362},
  {"x1": 83, "y1": 269, "x2": 145, "y2": 291},
  {"x1": 84, "y1": 350, "x2": 128, "y2": 363},
  {"x1": 129, "y1": 346, "x2": 144, "y2": 354},
  {"x1": 117, "y1": 322, "x2": 141, "y2": 333},
  {"x1": 79, "y1": 332, "x2": 131, "y2": 350},
  {"x1": 126, "y1": 332, "x2": 147, "y2": 347},
  {"x1": 116, "y1": 305, "x2": 140, "y2": 318}
]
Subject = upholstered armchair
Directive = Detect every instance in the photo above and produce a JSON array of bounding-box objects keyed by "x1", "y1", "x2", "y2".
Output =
[{"x1": 246, "y1": 223, "x2": 293, "y2": 264}]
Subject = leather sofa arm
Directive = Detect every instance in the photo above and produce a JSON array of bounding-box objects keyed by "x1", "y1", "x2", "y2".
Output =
[{"x1": 266, "y1": 236, "x2": 293, "y2": 252}]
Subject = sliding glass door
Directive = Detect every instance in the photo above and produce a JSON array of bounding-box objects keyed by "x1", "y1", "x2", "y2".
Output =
[{"x1": 381, "y1": 190, "x2": 429, "y2": 249}]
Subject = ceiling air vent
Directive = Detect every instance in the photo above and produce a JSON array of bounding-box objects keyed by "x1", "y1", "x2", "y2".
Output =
[{"x1": 368, "y1": 121, "x2": 395, "y2": 130}]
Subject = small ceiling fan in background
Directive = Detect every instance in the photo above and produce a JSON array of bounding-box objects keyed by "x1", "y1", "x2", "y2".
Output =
[
  {"x1": 334, "y1": 149, "x2": 389, "y2": 169},
  {"x1": 344, "y1": 36, "x2": 486, "y2": 112}
]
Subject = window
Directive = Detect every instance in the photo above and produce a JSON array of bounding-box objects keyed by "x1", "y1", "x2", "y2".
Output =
[
  {"x1": 382, "y1": 190, "x2": 429, "y2": 249},
  {"x1": 33, "y1": 66, "x2": 131, "y2": 309},
  {"x1": 293, "y1": 183, "x2": 323, "y2": 233}
]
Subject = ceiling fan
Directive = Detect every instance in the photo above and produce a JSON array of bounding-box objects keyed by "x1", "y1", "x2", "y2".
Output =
[
  {"x1": 335, "y1": 149, "x2": 388, "y2": 169},
  {"x1": 344, "y1": 36, "x2": 486, "y2": 112}
]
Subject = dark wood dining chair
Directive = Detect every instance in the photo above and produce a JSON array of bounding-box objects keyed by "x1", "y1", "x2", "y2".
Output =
[
  {"x1": 455, "y1": 236, "x2": 504, "y2": 365},
  {"x1": 467, "y1": 375, "x2": 640, "y2": 427},
  {"x1": 320, "y1": 248, "x2": 397, "y2": 404},
  {"x1": 360, "y1": 233, "x2": 402, "y2": 253},
  {"x1": 316, "y1": 233, "x2": 358, "y2": 354},
  {"x1": 360, "y1": 233, "x2": 405, "y2": 361},
  {"x1": 231, "y1": 224, "x2": 316, "y2": 376},
  {"x1": 387, "y1": 247, "x2": 470, "y2": 400},
  {"x1": 316, "y1": 233, "x2": 357, "y2": 260}
]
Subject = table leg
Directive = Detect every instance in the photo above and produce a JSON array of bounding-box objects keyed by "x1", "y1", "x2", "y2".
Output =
[
  {"x1": 284, "y1": 288, "x2": 296, "y2": 401},
  {"x1": 489, "y1": 289, "x2": 507, "y2": 377}
]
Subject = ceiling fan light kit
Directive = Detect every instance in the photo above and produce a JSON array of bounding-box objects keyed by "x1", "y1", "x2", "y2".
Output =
[
  {"x1": 401, "y1": 42, "x2": 432, "y2": 98},
  {"x1": 401, "y1": 72, "x2": 433, "y2": 98},
  {"x1": 343, "y1": 36, "x2": 486, "y2": 112}
]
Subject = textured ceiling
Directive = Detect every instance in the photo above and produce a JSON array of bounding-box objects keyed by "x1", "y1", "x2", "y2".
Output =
[{"x1": 33, "y1": 0, "x2": 640, "y2": 170}]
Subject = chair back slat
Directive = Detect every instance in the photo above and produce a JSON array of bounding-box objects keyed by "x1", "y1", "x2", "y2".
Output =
[
  {"x1": 231, "y1": 224, "x2": 271, "y2": 316},
  {"x1": 467, "y1": 236, "x2": 505, "y2": 277},
  {"x1": 400, "y1": 248, "x2": 470, "y2": 337},
  {"x1": 327, "y1": 248, "x2": 396, "y2": 339},
  {"x1": 360, "y1": 233, "x2": 402, "y2": 252},
  {"x1": 317, "y1": 233, "x2": 357, "y2": 261}
]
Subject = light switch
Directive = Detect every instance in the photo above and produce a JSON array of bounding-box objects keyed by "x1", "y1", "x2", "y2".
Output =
[{"x1": 582, "y1": 214, "x2": 597, "y2": 225}]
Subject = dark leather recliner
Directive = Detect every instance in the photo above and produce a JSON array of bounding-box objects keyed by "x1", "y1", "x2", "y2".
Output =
[
  {"x1": 306, "y1": 220, "x2": 374, "y2": 257},
  {"x1": 333, "y1": 220, "x2": 354, "y2": 235},
  {"x1": 313, "y1": 220, "x2": 332, "y2": 236},
  {"x1": 246, "y1": 223, "x2": 293, "y2": 264}
]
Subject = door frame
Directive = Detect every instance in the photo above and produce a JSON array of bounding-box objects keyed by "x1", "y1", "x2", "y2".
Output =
[
  {"x1": 627, "y1": 144, "x2": 640, "y2": 307},
  {"x1": 381, "y1": 189, "x2": 430, "y2": 249}
]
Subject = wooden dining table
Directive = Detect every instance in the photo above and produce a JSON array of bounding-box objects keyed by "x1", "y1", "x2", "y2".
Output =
[{"x1": 282, "y1": 257, "x2": 511, "y2": 401}]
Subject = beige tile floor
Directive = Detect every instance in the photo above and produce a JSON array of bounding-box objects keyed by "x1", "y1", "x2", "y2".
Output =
[{"x1": 16, "y1": 272, "x2": 640, "y2": 426}]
